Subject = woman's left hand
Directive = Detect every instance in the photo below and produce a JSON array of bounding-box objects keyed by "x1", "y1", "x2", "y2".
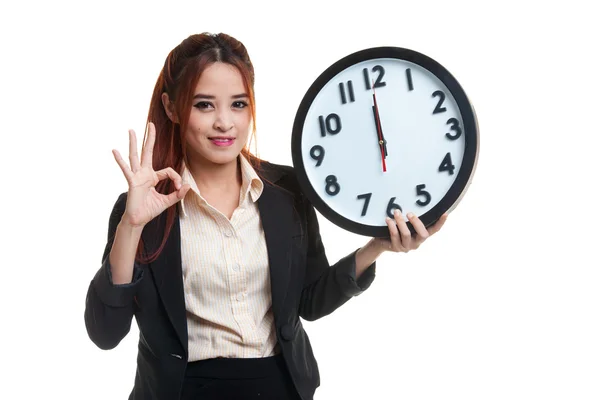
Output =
[{"x1": 375, "y1": 210, "x2": 448, "y2": 253}]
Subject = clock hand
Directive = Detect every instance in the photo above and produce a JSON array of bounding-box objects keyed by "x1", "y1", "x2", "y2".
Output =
[
  {"x1": 372, "y1": 103, "x2": 388, "y2": 157},
  {"x1": 371, "y1": 82, "x2": 388, "y2": 157},
  {"x1": 371, "y1": 85, "x2": 387, "y2": 172}
]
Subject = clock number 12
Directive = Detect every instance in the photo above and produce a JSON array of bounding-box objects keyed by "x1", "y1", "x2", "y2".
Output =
[{"x1": 363, "y1": 65, "x2": 387, "y2": 90}]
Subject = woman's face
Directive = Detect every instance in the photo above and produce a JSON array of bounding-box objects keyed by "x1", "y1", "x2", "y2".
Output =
[{"x1": 184, "y1": 62, "x2": 251, "y2": 168}]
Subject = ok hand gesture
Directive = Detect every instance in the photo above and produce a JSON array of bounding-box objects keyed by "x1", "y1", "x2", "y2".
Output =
[{"x1": 112, "y1": 122, "x2": 190, "y2": 228}]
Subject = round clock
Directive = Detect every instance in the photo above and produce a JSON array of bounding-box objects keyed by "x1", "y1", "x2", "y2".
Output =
[{"x1": 291, "y1": 46, "x2": 479, "y2": 238}]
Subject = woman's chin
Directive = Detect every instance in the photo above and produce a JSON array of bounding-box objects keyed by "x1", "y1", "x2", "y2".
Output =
[
  {"x1": 186, "y1": 143, "x2": 244, "y2": 167},
  {"x1": 205, "y1": 151, "x2": 240, "y2": 166}
]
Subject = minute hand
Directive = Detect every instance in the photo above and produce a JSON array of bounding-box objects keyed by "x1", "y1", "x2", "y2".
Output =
[{"x1": 371, "y1": 93, "x2": 388, "y2": 173}]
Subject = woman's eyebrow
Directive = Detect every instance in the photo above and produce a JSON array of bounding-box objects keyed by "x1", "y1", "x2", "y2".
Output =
[{"x1": 193, "y1": 93, "x2": 248, "y2": 100}]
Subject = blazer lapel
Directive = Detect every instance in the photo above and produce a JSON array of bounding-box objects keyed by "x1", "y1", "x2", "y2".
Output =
[
  {"x1": 142, "y1": 211, "x2": 188, "y2": 353},
  {"x1": 258, "y1": 180, "x2": 297, "y2": 322}
]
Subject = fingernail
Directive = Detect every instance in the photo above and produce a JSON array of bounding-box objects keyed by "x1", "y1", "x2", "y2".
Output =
[
  {"x1": 385, "y1": 217, "x2": 391, "y2": 222},
  {"x1": 394, "y1": 209, "x2": 400, "y2": 216},
  {"x1": 407, "y1": 212, "x2": 414, "y2": 218}
]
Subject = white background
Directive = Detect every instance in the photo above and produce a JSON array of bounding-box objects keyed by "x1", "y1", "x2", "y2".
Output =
[{"x1": 1, "y1": 0, "x2": 599, "y2": 399}]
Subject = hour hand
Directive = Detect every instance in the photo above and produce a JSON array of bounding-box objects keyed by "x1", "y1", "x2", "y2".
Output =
[
  {"x1": 371, "y1": 90, "x2": 388, "y2": 172},
  {"x1": 371, "y1": 106, "x2": 387, "y2": 157},
  {"x1": 372, "y1": 97, "x2": 388, "y2": 154}
]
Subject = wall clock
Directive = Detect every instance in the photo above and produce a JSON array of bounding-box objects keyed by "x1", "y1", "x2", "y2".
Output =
[{"x1": 291, "y1": 46, "x2": 479, "y2": 237}]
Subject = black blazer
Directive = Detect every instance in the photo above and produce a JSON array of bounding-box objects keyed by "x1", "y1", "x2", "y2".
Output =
[{"x1": 84, "y1": 162, "x2": 376, "y2": 400}]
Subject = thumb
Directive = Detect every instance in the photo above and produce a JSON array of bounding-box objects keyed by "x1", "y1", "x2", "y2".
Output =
[{"x1": 164, "y1": 184, "x2": 191, "y2": 208}]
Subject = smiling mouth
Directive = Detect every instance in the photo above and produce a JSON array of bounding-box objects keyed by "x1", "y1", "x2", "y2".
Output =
[{"x1": 209, "y1": 137, "x2": 235, "y2": 147}]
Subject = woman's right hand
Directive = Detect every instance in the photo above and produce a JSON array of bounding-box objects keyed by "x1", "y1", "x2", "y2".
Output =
[{"x1": 112, "y1": 122, "x2": 191, "y2": 228}]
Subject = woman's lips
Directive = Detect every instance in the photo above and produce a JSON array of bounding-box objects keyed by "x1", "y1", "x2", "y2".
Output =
[{"x1": 209, "y1": 138, "x2": 235, "y2": 147}]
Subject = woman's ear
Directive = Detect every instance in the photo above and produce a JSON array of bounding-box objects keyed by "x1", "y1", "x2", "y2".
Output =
[{"x1": 161, "y1": 92, "x2": 179, "y2": 123}]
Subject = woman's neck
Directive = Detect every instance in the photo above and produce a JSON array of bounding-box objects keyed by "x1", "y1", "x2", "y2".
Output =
[{"x1": 186, "y1": 156, "x2": 242, "y2": 197}]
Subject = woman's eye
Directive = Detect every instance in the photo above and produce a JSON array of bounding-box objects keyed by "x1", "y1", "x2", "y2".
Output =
[
  {"x1": 194, "y1": 101, "x2": 213, "y2": 109},
  {"x1": 232, "y1": 101, "x2": 248, "y2": 109}
]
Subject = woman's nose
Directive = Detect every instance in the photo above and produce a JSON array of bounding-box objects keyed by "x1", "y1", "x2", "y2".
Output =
[{"x1": 214, "y1": 110, "x2": 234, "y2": 131}]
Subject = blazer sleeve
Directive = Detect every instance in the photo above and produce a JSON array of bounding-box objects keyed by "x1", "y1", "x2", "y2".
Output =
[
  {"x1": 298, "y1": 196, "x2": 376, "y2": 321},
  {"x1": 84, "y1": 192, "x2": 144, "y2": 350}
]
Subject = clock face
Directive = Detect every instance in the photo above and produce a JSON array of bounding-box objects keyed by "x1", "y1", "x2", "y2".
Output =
[{"x1": 291, "y1": 47, "x2": 479, "y2": 237}]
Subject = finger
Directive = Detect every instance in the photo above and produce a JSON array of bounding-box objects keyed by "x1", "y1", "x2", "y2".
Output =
[
  {"x1": 163, "y1": 184, "x2": 191, "y2": 208},
  {"x1": 112, "y1": 149, "x2": 133, "y2": 182},
  {"x1": 407, "y1": 212, "x2": 429, "y2": 244},
  {"x1": 156, "y1": 167, "x2": 183, "y2": 189},
  {"x1": 129, "y1": 129, "x2": 140, "y2": 173},
  {"x1": 386, "y1": 215, "x2": 406, "y2": 252},
  {"x1": 141, "y1": 122, "x2": 155, "y2": 169},
  {"x1": 428, "y1": 213, "x2": 448, "y2": 236},
  {"x1": 394, "y1": 210, "x2": 412, "y2": 249}
]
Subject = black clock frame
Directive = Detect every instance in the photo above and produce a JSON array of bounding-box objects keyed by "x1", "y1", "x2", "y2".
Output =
[{"x1": 291, "y1": 46, "x2": 478, "y2": 238}]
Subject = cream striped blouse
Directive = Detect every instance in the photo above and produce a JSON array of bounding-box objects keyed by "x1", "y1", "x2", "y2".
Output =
[{"x1": 178, "y1": 156, "x2": 279, "y2": 361}]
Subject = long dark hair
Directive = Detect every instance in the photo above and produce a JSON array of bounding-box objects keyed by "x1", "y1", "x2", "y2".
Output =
[{"x1": 136, "y1": 32, "x2": 264, "y2": 264}]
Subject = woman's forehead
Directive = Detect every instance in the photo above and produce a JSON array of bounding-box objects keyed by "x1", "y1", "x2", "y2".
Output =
[{"x1": 195, "y1": 62, "x2": 246, "y2": 94}]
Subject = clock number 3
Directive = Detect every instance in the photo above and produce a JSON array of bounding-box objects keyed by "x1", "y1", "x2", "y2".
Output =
[
  {"x1": 446, "y1": 118, "x2": 462, "y2": 140},
  {"x1": 325, "y1": 175, "x2": 340, "y2": 196}
]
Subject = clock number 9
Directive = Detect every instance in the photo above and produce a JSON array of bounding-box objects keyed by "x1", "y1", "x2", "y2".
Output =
[
  {"x1": 310, "y1": 145, "x2": 325, "y2": 167},
  {"x1": 386, "y1": 197, "x2": 403, "y2": 218},
  {"x1": 446, "y1": 118, "x2": 462, "y2": 140},
  {"x1": 319, "y1": 114, "x2": 342, "y2": 137},
  {"x1": 325, "y1": 175, "x2": 340, "y2": 196}
]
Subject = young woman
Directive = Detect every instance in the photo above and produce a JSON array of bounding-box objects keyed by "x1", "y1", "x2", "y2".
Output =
[{"x1": 84, "y1": 32, "x2": 447, "y2": 400}]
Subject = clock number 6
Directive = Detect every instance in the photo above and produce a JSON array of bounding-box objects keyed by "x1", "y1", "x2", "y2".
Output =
[
  {"x1": 325, "y1": 175, "x2": 340, "y2": 196},
  {"x1": 386, "y1": 197, "x2": 403, "y2": 219},
  {"x1": 310, "y1": 145, "x2": 325, "y2": 167}
]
